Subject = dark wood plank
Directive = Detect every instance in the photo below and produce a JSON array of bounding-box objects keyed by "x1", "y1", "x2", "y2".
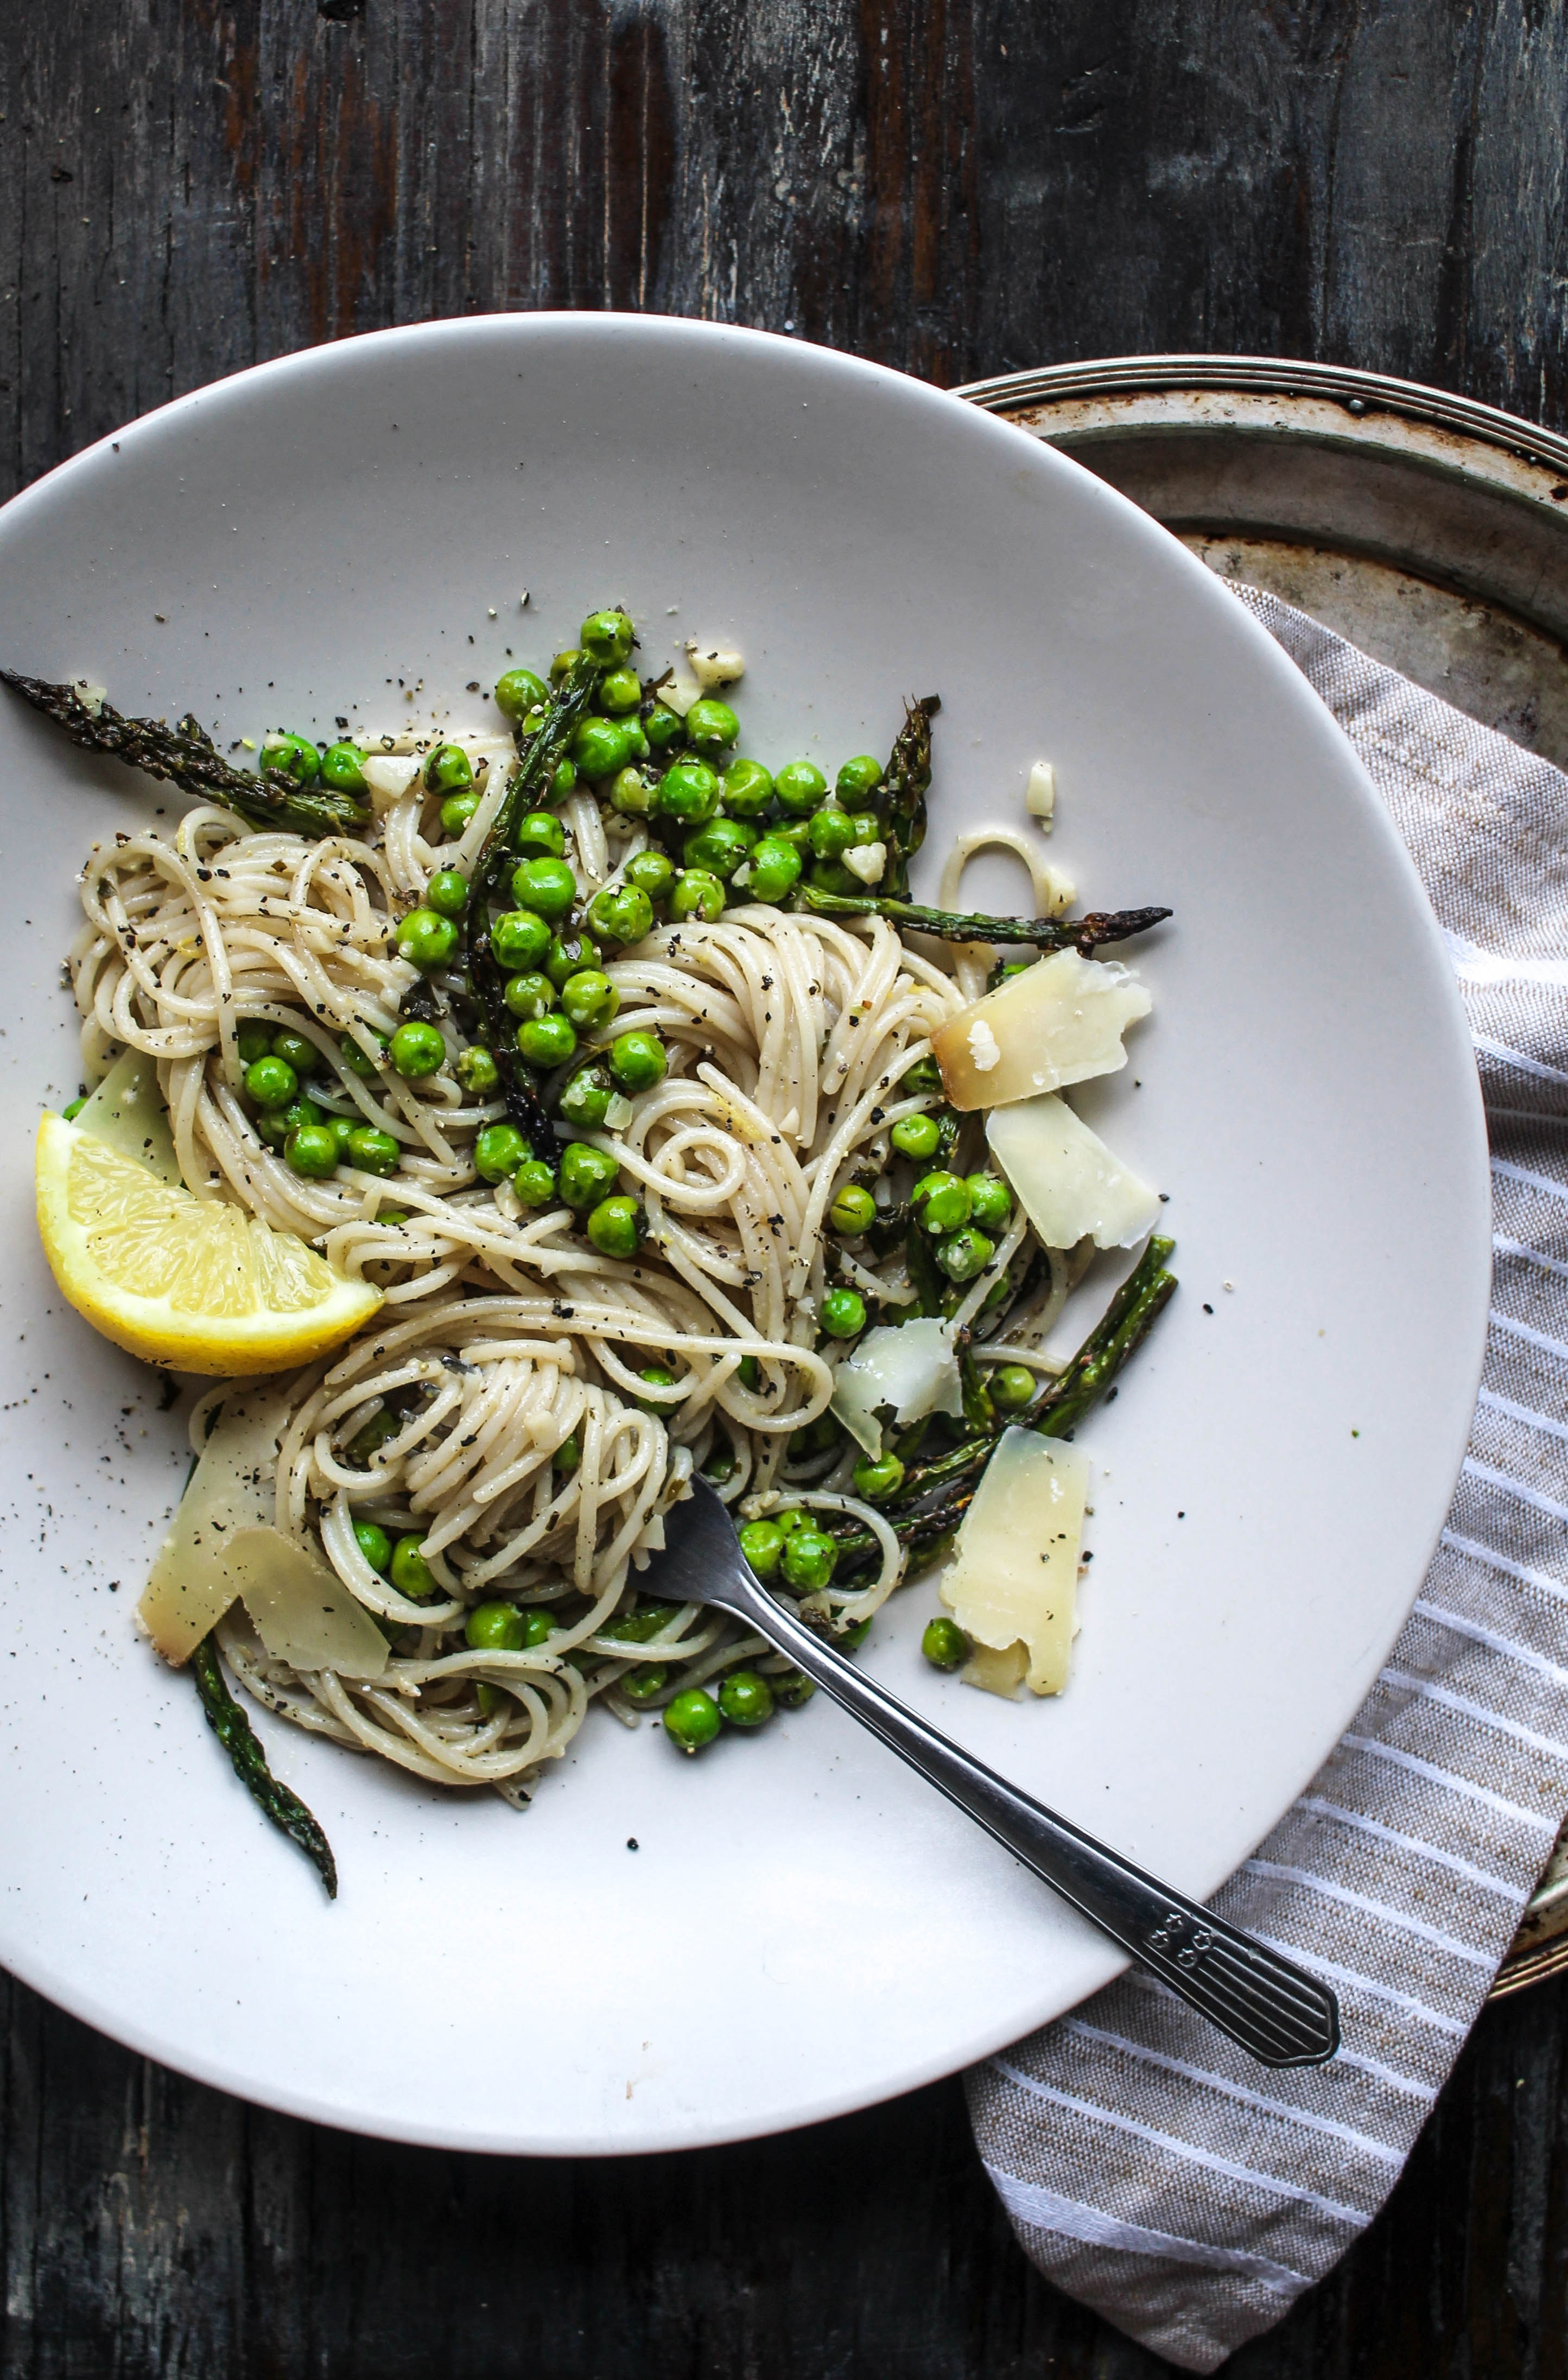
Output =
[{"x1": 5, "y1": 1, "x2": 1568, "y2": 2371}]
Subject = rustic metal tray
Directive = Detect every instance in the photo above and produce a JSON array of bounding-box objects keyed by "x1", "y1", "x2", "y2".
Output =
[{"x1": 956, "y1": 354, "x2": 1568, "y2": 1995}]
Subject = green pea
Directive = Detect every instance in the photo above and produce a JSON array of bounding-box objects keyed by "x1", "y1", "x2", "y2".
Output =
[
  {"x1": 990, "y1": 1364, "x2": 1039, "y2": 1411},
  {"x1": 560, "y1": 968, "x2": 619, "y2": 1031},
  {"x1": 669, "y1": 869, "x2": 725, "y2": 923},
  {"x1": 773, "y1": 760, "x2": 829, "y2": 816},
  {"x1": 338, "y1": 1027, "x2": 387, "y2": 1078},
  {"x1": 586, "y1": 883, "x2": 654, "y2": 945},
  {"x1": 746, "y1": 835, "x2": 803, "y2": 903},
  {"x1": 620, "y1": 1662, "x2": 669, "y2": 1705},
  {"x1": 828, "y1": 1184, "x2": 877, "y2": 1236},
  {"x1": 683, "y1": 817, "x2": 755, "y2": 880},
  {"x1": 737, "y1": 1355, "x2": 761, "y2": 1392},
  {"x1": 588, "y1": 664, "x2": 637, "y2": 716},
  {"x1": 719, "y1": 1669, "x2": 775, "y2": 1728},
  {"x1": 550, "y1": 759, "x2": 577, "y2": 799},
  {"x1": 808, "y1": 804, "x2": 857, "y2": 861},
  {"x1": 474, "y1": 1122, "x2": 530, "y2": 1181},
  {"x1": 891, "y1": 1112, "x2": 942, "y2": 1160},
  {"x1": 620, "y1": 708, "x2": 650, "y2": 760},
  {"x1": 579, "y1": 608, "x2": 635, "y2": 665},
  {"x1": 504, "y1": 970, "x2": 556, "y2": 1021},
  {"x1": 376, "y1": 1206, "x2": 410, "y2": 1227},
  {"x1": 513, "y1": 1158, "x2": 559, "y2": 1208},
  {"x1": 511, "y1": 856, "x2": 578, "y2": 920},
  {"x1": 738, "y1": 1520, "x2": 785, "y2": 1578},
  {"x1": 608, "y1": 766, "x2": 657, "y2": 818},
  {"x1": 518, "y1": 1011, "x2": 578, "y2": 1068},
  {"x1": 571, "y1": 716, "x2": 630, "y2": 780},
  {"x1": 491, "y1": 909, "x2": 554, "y2": 972},
  {"x1": 703, "y1": 1443, "x2": 737, "y2": 1484},
  {"x1": 905, "y1": 1055, "x2": 944, "y2": 1095},
  {"x1": 553, "y1": 1433, "x2": 581, "y2": 1474},
  {"x1": 643, "y1": 702, "x2": 685, "y2": 753},
  {"x1": 913, "y1": 1170, "x2": 972, "y2": 1235},
  {"x1": 439, "y1": 788, "x2": 483, "y2": 837},
  {"x1": 782, "y1": 1525, "x2": 838, "y2": 1592},
  {"x1": 635, "y1": 1365, "x2": 677, "y2": 1412},
  {"x1": 586, "y1": 1194, "x2": 643, "y2": 1258},
  {"x1": 397, "y1": 908, "x2": 460, "y2": 970},
  {"x1": 320, "y1": 740, "x2": 368, "y2": 794},
  {"x1": 772, "y1": 817, "x2": 814, "y2": 853},
  {"x1": 390, "y1": 1020, "x2": 446, "y2": 1079},
  {"x1": 934, "y1": 1225, "x2": 994, "y2": 1283},
  {"x1": 820, "y1": 1288, "x2": 866, "y2": 1340},
  {"x1": 558, "y1": 1140, "x2": 619, "y2": 1211},
  {"x1": 515, "y1": 1605, "x2": 557, "y2": 1648},
  {"x1": 502, "y1": 966, "x2": 559, "y2": 1023},
  {"x1": 353, "y1": 1520, "x2": 393, "y2": 1574},
  {"x1": 835, "y1": 754, "x2": 884, "y2": 810},
  {"x1": 852, "y1": 1453, "x2": 905, "y2": 1500},
  {"x1": 270, "y1": 1028, "x2": 320, "y2": 1075},
  {"x1": 625, "y1": 848, "x2": 675, "y2": 902},
  {"x1": 390, "y1": 1534, "x2": 437, "y2": 1601},
  {"x1": 494, "y1": 666, "x2": 549, "y2": 720},
  {"x1": 608, "y1": 1030, "x2": 666, "y2": 1093},
  {"x1": 922, "y1": 1615, "x2": 970, "y2": 1671},
  {"x1": 512, "y1": 813, "x2": 566, "y2": 864},
  {"x1": 557, "y1": 1065, "x2": 614, "y2": 1128},
  {"x1": 656, "y1": 759, "x2": 721, "y2": 824},
  {"x1": 545, "y1": 931, "x2": 600, "y2": 989},
  {"x1": 345, "y1": 1408, "x2": 401, "y2": 1466},
  {"x1": 324, "y1": 1114, "x2": 358, "y2": 1153},
  {"x1": 772, "y1": 1506, "x2": 808, "y2": 1535},
  {"x1": 423, "y1": 742, "x2": 473, "y2": 793},
  {"x1": 346, "y1": 1126, "x2": 401, "y2": 1176},
  {"x1": 474, "y1": 1681, "x2": 509, "y2": 1719},
  {"x1": 550, "y1": 648, "x2": 585, "y2": 683},
  {"x1": 465, "y1": 1600, "x2": 526, "y2": 1652},
  {"x1": 244, "y1": 1054, "x2": 297, "y2": 1109},
  {"x1": 772, "y1": 1668, "x2": 817, "y2": 1708},
  {"x1": 236, "y1": 1021, "x2": 274, "y2": 1067},
  {"x1": 261, "y1": 731, "x2": 321, "y2": 786},
  {"x1": 663, "y1": 1687, "x2": 721, "y2": 1754},
  {"x1": 284, "y1": 1123, "x2": 339, "y2": 1178},
  {"x1": 967, "y1": 1173, "x2": 1013, "y2": 1230},
  {"x1": 683, "y1": 697, "x2": 740, "y2": 756},
  {"x1": 718, "y1": 757, "x2": 775, "y2": 818},
  {"x1": 809, "y1": 858, "x2": 862, "y2": 897}
]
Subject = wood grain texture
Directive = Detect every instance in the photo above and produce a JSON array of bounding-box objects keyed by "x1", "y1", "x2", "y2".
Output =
[{"x1": 4, "y1": 1, "x2": 1568, "y2": 2371}]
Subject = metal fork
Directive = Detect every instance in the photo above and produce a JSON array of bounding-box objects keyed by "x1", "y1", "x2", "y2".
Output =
[{"x1": 637, "y1": 1480, "x2": 1340, "y2": 2068}]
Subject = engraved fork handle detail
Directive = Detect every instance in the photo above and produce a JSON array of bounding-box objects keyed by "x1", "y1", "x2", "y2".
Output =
[{"x1": 714, "y1": 1565, "x2": 1338, "y2": 2068}]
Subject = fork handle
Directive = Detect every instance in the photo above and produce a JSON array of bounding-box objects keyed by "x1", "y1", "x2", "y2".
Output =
[{"x1": 716, "y1": 1570, "x2": 1338, "y2": 2067}]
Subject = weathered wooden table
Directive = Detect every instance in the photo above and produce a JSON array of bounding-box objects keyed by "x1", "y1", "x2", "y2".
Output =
[{"x1": 4, "y1": 7, "x2": 1568, "y2": 2372}]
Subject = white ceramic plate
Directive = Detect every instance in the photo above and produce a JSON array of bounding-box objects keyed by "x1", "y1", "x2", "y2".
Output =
[{"x1": 0, "y1": 317, "x2": 1489, "y2": 2154}]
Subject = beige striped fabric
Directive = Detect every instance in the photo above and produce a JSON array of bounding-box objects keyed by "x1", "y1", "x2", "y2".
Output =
[{"x1": 967, "y1": 584, "x2": 1568, "y2": 2371}]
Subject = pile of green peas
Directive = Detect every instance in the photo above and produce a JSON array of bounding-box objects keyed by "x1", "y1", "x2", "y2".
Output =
[{"x1": 238, "y1": 1018, "x2": 403, "y2": 1181}]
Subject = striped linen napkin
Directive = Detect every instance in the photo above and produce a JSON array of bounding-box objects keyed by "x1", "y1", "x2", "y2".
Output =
[{"x1": 967, "y1": 582, "x2": 1568, "y2": 2371}]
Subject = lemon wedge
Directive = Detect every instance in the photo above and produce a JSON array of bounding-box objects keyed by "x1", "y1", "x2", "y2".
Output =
[{"x1": 35, "y1": 1113, "x2": 382, "y2": 1375}]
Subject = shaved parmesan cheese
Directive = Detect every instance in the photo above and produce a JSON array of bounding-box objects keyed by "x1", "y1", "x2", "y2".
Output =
[
  {"x1": 987, "y1": 1094, "x2": 1161, "y2": 1252},
  {"x1": 685, "y1": 642, "x2": 745, "y2": 690},
  {"x1": 962, "y1": 1640, "x2": 1029, "y2": 1698},
  {"x1": 139, "y1": 1389, "x2": 288, "y2": 1662},
  {"x1": 830, "y1": 1317, "x2": 963, "y2": 1457},
  {"x1": 940, "y1": 1428, "x2": 1089, "y2": 1697},
  {"x1": 73, "y1": 1046, "x2": 181, "y2": 1186},
  {"x1": 931, "y1": 948, "x2": 1151, "y2": 1112},
  {"x1": 224, "y1": 1526, "x2": 387, "y2": 1677},
  {"x1": 842, "y1": 840, "x2": 887, "y2": 886},
  {"x1": 1025, "y1": 760, "x2": 1056, "y2": 821}
]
